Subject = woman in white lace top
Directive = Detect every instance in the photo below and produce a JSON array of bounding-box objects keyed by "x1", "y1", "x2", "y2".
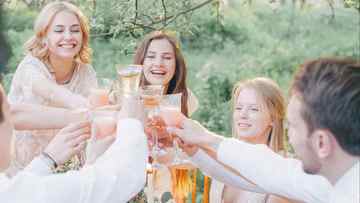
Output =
[{"x1": 7, "y1": 2, "x2": 97, "y2": 176}]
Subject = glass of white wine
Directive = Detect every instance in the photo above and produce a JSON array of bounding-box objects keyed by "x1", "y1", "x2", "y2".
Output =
[{"x1": 117, "y1": 64, "x2": 142, "y2": 97}]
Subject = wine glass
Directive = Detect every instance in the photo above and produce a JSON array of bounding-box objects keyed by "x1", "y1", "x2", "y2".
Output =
[
  {"x1": 140, "y1": 85, "x2": 164, "y2": 170},
  {"x1": 88, "y1": 78, "x2": 113, "y2": 108},
  {"x1": 159, "y1": 93, "x2": 188, "y2": 166},
  {"x1": 117, "y1": 64, "x2": 142, "y2": 97}
]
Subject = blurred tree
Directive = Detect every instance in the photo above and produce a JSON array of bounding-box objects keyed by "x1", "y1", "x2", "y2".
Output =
[
  {"x1": 0, "y1": 5, "x2": 12, "y2": 76},
  {"x1": 344, "y1": 0, "x2": 360, "y2": 12},
  {"x1": 74, "y1": 0, "x2": 218, "y2": 38}
]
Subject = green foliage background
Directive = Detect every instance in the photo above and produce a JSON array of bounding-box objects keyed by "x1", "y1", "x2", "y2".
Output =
[{"x1": 2, "y1": 0, "x2": 359, "y2": 202}]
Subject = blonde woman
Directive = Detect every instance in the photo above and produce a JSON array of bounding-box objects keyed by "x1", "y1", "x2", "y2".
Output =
[
  {"x1": 182, "y1": 77, "x2": 295, "y2": 203},
  {"x1": 7, "y1": 1, "x2": 97, "y2": 175}
]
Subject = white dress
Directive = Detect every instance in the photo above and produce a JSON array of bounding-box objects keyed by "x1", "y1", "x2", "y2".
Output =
[{"x1": 7, "y1": 54, "x2": 98, "y2": 175}]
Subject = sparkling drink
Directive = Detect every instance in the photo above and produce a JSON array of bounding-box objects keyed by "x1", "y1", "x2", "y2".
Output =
[
  {"x1": 117, "y1": 64, "x2": 142, "y2": 96},
  {"x1": 142, "y1": 95, "x2": 161, "y2": 109},
  {"x1": 92, "y1": 116, "x2": 117, "y2": 139},
  {"x1": 145, "y1": 115, "x2": 168, "y2": 140},
  {"x1": 160, "y1": 106, "x2": 185, "y2": 128},
  {"x1": 89, "y1": 88, "x2": 109, "y2": 107}
]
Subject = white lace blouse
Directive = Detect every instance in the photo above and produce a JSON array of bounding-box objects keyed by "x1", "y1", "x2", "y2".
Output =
[{"x1": 7, "y1": 54, "x2": 98, "y2": 175}]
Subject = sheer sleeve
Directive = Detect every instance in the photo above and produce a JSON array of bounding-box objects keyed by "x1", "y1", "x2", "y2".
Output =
[{"x1": 8, "y1": 56, "x2": 51, "y2": 105}]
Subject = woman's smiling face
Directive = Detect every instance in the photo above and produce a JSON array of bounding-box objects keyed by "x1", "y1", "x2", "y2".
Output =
[{"x1": 142, "y1": 38, "x2": 176, "y2": 86}]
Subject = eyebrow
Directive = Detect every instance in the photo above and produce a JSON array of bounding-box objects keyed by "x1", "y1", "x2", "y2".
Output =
[
  {"x1": 54, "y1": 24, "x2": 80, "y2": 28},
  {"x1": 235, "y1": 103, "x2": 259, "y2": 106},
  {"x1": 147, "y1": 51, "x2": 173, "y2": 55}
]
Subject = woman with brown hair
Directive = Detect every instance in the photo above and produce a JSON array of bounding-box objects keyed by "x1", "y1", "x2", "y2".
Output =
[{"x1": 133, "y1": 30, "x2": 198, "y2": 203}]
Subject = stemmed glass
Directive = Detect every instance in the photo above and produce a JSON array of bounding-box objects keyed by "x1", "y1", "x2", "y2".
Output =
[
  {"x1": 140, "y1": 85, "x2": 164, "y2": 170},
  {"x1": 159, "y1": 93, "x2": 189, "y2": 166},
  {"x1": 88, "y1": 78, "x2": 112, "y2": 108},
  {"x1": 117, "y1": 64, "x2": 142, "y2": 97}
]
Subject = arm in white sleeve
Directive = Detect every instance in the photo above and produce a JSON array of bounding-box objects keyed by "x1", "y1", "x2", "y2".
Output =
[
  {"x1": 190, "y1": 149, "x2": 265, "y2": 193},
  {"x1": 22, "y1": 156, "x2": 53, "y2": 176},
  {"x1": 217, "y1": 138, "x2": 332, "y2": 203},
  {"x1": 0, "y1": 118, "x2": 147, "y2": 203}
]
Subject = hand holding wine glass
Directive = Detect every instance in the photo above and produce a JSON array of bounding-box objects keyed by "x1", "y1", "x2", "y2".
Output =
[
  {"x1": 158, "y1": 93, "x2": 189, "y2": 165},
  {"x1": 145, "y1": 115, "x2": 172, "y2": 148}
]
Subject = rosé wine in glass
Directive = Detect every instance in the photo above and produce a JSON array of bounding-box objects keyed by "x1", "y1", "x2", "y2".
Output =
[
  {"x1": 92, "y1": 116, "x2": 116, "y2": 139},
  {"x1": 160, "y1": 106, "x2": 185, "y2": 128},
  {"x1": 89, "y1": 88, "x2": 110, "y2": 107}
]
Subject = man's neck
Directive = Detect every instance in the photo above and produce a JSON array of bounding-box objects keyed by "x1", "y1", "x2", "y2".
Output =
[{"x1": 320, "y1": 150, "x2": 359, "y2": 185}]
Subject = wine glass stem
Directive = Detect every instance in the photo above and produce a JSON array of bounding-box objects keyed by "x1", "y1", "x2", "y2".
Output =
[{"x1": 173, "y1": 136, "x2": 181, "y2": 163}]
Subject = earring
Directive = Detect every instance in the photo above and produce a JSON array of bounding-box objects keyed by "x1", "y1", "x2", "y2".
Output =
[{"x1": 41, "y1": 39, "x2": 48, "y2": 47}]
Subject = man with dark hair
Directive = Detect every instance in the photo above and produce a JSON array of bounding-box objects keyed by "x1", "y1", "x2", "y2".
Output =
[{"x1": 169, "y1": 58, "x2": 359, "y2": 203}]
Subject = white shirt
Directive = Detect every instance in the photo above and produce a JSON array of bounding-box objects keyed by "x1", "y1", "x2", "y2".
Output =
[
  {"x1": 0, "y1": 118, "x2": 148, "y2": 203},
  {"x1": 190, "y1": 150, "x2": 265, "y2": 203},
  {"x1": 330, "y1": 161, "x2": 359, "y2": 203},
  {"x1": 217, "y1": 138, "x2": 332, "y2": 203}
]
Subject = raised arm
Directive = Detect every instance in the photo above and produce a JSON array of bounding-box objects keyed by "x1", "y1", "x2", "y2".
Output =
[
  {"x1": 10, "y1": 103, "x2": 89, "y2": 130},
  {"x1": 31, "y1": 78, "x2": 90, "y2": 109},
  {"x1": 190, "y1": 149, "x2": 264, "y2": 193},
  {"x1": 170, "y1": 119, "x2": 333, "y2": 203},
  {"x1": 216, "y1": 139, "x2": 332, "y2": 203},
  {"x1": 1, "y1": 119, "x2": 148, "y2": 203}
]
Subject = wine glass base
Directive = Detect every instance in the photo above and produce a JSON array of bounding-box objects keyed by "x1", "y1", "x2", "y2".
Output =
[{"x1": 170, "y1": 159, "x2": 192, "y2": 169}]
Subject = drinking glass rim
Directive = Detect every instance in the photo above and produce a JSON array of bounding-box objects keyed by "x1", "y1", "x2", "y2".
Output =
[{"x1": 117, "y1": 64, "x2": 143, "y2": 74}]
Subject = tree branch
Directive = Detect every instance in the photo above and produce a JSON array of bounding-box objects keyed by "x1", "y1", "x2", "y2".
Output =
[
  {"x1": 91, "y1": 0, "x2": 215, "y2": 38},
  {"x1": 161, "y1": 0, "x2": 167, "y2": 26},
  {"x1": 161, "y1": 0, "x2": 215, "y2": 28},
  {"x1": 134, "y1": 0, "x2": 138, "y2": 24}
]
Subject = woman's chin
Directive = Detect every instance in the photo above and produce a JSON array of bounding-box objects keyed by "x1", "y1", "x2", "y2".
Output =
[{"x1": 146, "y1": 78, "x2": 165, "y2": 86}]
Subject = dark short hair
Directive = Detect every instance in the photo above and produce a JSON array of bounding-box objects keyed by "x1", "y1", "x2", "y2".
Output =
[{"x1": 291, "y1": 58, "x2": 360, "y2": 156}]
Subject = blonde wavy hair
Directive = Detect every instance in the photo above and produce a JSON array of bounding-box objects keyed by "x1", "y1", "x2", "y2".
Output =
[
  {"x1": 231, "y1": 77, "x2": 286, "y2": 152},
  {"x1": 25, "y1": 1, "x2": 91, "y2": 64}
]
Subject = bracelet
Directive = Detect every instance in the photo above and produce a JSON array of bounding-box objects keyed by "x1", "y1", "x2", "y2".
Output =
[{"x1": 42, "y1": 151, "x2": 58, "y2": 168}]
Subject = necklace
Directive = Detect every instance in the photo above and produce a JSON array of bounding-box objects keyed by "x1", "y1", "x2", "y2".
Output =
[{"x1": 46, "y1": 60, "x2": 77, "y2": 85}]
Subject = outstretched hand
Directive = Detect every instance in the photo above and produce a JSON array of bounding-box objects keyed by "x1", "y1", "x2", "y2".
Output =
[
  {"x1": 86, "y1": 122, "x2": 116, "y2": 165},
  {"x1": 167, "y1": 119, "x2": 211, "y2": 146},
  {"x1": 44, "y1": 121, "x2": 91, "y2": 165}
]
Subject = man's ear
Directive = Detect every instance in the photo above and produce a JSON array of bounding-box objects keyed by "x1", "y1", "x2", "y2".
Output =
[{"x1": 310, "y1": 129, "x2": 334, "y2": 159}]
